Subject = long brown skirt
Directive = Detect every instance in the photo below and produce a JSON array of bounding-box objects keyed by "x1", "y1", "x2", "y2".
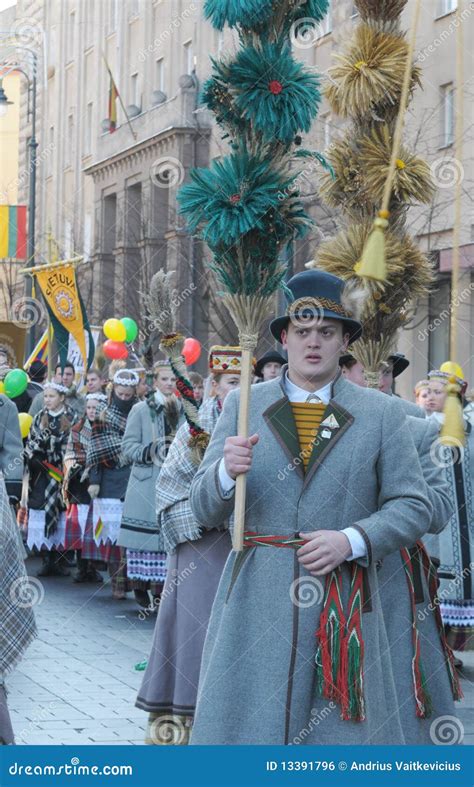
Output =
[{"x1": 136, "y1": 529, "x2": 231, "y2": 718}]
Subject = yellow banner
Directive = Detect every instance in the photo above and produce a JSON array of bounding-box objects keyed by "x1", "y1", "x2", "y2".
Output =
[{"x1": 34, "y1": 263, "x2": 87, "y2": 370}]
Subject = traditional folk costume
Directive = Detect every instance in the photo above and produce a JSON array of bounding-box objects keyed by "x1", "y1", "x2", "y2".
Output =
[
  {"x1": 24, "y1": 386, "x2": 77, "y2": 570},
  {"x1": 189, "y1": 271, "x2": 433, "y2": 745},
  {"x1": 63, "y1": 393, "x2": 108, "y2": 582},
  {"x1": 423, "y1": 370, "x2": 474, "y2": 653},
  {"x1": 118, "y1": 390, "x2": 181, "y2": 598},
  {"x1": 86, "y1": 374, "x2": 137, "y2": 597},
  {"x1": 136, "y1": 347, "x2": 240, "y2": 744},
  {"x1": 29, "y1": 386, "x2": 86, "y2": 419}
]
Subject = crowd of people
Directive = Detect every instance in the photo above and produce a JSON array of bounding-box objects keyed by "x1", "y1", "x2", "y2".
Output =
[{"x1": 1, "y1": 270, "x2": 473, "y2": 746}]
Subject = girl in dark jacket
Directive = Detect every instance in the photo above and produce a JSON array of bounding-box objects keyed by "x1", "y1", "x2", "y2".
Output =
[{"x1": 24, "y1": 381, "x2": 77, "y2": 577}]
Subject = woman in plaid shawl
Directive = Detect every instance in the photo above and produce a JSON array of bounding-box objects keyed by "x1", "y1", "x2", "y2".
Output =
[
  {"x1": 24, "y1": 381, "x2": 77, "y2": 578},
  {"x1": 136, "y1": 346, "x2": 240, "y2": 745},
  {"x1": 86, "y1": 370, "x2": 138, "y2": 599},
  {"x1": 63, "y1": 393, "x2": 108, "y2": 583},
  {"x1": 0, "y1": 474, "x2": 37, "y2": 744}
]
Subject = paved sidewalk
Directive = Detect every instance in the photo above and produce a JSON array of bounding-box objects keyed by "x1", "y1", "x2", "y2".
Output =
[{"x1": 7, "y1": 556, "x2": 156, "y2": 745}]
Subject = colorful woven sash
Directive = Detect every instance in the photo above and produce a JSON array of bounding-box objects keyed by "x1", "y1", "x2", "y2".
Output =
[
  {"x1": 243, "y1": 531, "x2": 366, "y2": 722},
  {"x1": 400, "y1": 542, "x2": 463, "y2": 717}
]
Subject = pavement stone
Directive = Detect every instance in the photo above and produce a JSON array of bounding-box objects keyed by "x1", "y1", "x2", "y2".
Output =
[{"x1": 7, "y1": 556, "x2": 155, "y2": 745}]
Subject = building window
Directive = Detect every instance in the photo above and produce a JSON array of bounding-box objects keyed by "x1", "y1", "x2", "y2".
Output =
[
  {"x1": 440, "y1": 83, "x2": 454, "y2": 147},
  {"x1": 322, "y1": 113, "x2": 331, "y2": 148},
  {"x1": 217, "y1": 31, "x2": 225, "y2": 55},
  {"x1": 66, "y1": 114, "x2": 74, "y2": 167},
  {"x1": 67, "y1": 11, "x2": 75, "y2": 61},
  {"x1": 428, "y1": 277, "x2": 450, "y2": 370},
  {"x1": 47, "y1": 126, "x2": 54, "y2": 175},
  {"x1": 107, "y1": 0, "x2": 117, "y2": 33},
  {"x1": 183, "y1": 40, "x2": 193, "y2": 74},
  {"x1": 436, "y1": 0, "x2": 457, "y2": 18},
  {"x1": 314, "y1": 0, "x2": 332, "y2": 38},
  {"x1": 156, "y1": 58, "x2": 165, "y2": 92},
  {"x1": 83, "y1": 213, "x2": 92, "y2": 261},
  {"x1": 64, "y1": 219, "x2": 73, "y2": 257},
  {"x1": 84, "y1": 102, "x2": 93, "y2": 154},
  {"x1": 130, "y1": 73, "x2": 140, "y2": 108},
  {"x1": 129, "y1": 0, "x2": 139, "y2": 18}
]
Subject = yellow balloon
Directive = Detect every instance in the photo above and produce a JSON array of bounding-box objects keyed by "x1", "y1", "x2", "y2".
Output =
[
  {"x1": 103, "y1": 318, "x2": 127, "y2": 342},
  {"x1": 0, "y1": 381, "x2": 4, "y2": 394},
  {"x1": 18, "y1": 412, "x2": 33, "y2": 439}
]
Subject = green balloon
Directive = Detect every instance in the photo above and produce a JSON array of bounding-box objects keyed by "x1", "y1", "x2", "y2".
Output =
[
  {"x1": 121, "y1": 317, "x2": 138, "y2": 343},
  {"x1": 4, "y1": 368, "x2": 28, "y2": 398}
]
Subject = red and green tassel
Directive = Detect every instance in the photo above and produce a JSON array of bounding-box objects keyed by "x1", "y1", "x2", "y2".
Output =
[
  {"x1": 417, "y1": 542, "x2": 463, "y2": 702},
  {"x1": 400, "y1": 547, "x2": 433, "y2": 718},
  {"x1": 315, "y1": 569, "x2": 346, "y2": 705},
  {"x1": 340, "y1": 564, "x2": 366, "y2": 722}
]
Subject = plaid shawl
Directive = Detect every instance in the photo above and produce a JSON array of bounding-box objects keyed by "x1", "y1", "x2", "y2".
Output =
[
  {"x1": 64, "y1": 417, "x2": 92, "y2": 468},
  {"x1": 86, "y1": 398, "x2": 135, "y2": 471},
  {"x1": 157, "y1": 396, "x2": 223, "y2": 554},
  {"x1": 64, "y1": 417, "x2": 93, "y2": 495},
  {"x1": 24, "y1": 407, "x2": 76, "y2": 538},
  {"x1": 0, "y1": 473, "x2": 37, "y2": 676}
]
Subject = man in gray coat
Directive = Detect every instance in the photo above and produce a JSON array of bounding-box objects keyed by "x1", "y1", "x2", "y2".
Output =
[{"x1": 189, "y1": 270, "x2": 432, "y2": 745}]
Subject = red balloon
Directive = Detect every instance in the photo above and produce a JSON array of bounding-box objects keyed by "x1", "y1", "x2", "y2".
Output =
[
  {"x1": 182, "y1": 337, "x2": 201, "y2": 366},
  {"x1": 103, "y1": 340, "x2": 128, "y2": 360}
]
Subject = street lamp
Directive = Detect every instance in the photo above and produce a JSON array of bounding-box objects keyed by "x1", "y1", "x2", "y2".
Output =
[
  {"x1": 0, "y1": 79, "x2": 13, "y2": 117},
  {"x1": 0, "y1": 41, "x2": 38, "y2": 355}
]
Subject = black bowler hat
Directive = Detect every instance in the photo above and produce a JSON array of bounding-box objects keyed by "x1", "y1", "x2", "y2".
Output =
[
  {"x1": 255, "y1": 350, "x2": 286, "y2": 378},
  {"x1": 339, "y1": 353, "x2": 355, "y2": 367},
  {"x1": 270, "y1": 270, "x2": 363, "y2": 345},
  {"x1": 387, "y1": 353, "x2": 409, "y2": 378}
]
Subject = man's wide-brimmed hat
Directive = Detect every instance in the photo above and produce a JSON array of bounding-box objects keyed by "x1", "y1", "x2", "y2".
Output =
[
  {"x1": 270, "y1": 270, "x2": 363, "y2": 345},
  {"x1": 254, "y1": 350, "x2": 286, "y2": 378},
  {"x1": 387, "y1": 353, "x2": 409, "y2": 378}
]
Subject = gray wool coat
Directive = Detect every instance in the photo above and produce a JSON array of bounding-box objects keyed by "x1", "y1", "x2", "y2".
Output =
[
  {"x1": 189, "y1": 372, "x2": 432, "y2": 745},
  {"x1": 377, "y1": 416, "x2": 458, "y2": 744},
  {"x1": 118, "y1": 399, "x2": 167, "y2": 553}
]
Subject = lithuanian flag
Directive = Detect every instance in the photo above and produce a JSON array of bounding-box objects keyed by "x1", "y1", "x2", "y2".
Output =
[
  {"x1": 43, "y1": 462, "x2": 63, "y2": 483},
  {"x1": 108, "y1": 73, "x2": 118, "y2": 133},
  {"x1": 0, "y1": 205, "x2": 27, "y2": 260}
]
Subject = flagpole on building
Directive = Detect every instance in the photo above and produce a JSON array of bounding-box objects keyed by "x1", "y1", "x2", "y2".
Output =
[{"x1": 102, "y1": 52, "x2": 137, "y2": 141}]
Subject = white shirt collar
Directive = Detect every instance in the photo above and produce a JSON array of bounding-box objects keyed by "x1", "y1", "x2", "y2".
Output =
[{"x1": 283, "y1": 371, "x2": 333, "y2": 404}]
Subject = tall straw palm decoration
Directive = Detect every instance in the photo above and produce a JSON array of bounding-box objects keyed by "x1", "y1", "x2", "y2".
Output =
[
  {"x1": 308, "y1": 0, "x2": 435, "y2": 387},
  {"x1": 178, "y1": 0, "x2": 329, "y2": 550}
]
